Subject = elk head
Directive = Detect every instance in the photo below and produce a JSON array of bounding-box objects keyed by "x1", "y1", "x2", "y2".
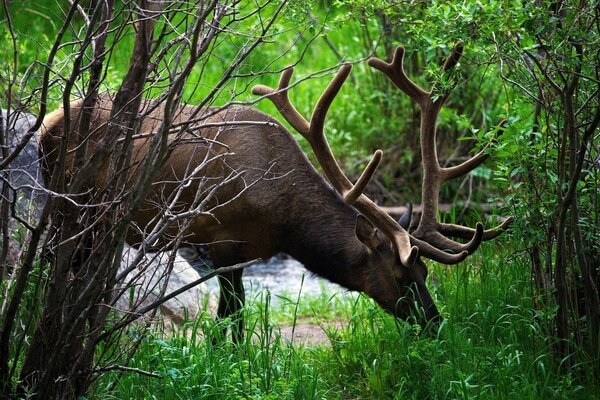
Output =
[{"x1": 252, "y1": 44, "x2": 512, "y2": 327}]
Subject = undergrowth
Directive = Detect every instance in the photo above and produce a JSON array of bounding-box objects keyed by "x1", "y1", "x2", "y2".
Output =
[{"x1": 91, "y1": 242, "x2": 597, "y2": 399}]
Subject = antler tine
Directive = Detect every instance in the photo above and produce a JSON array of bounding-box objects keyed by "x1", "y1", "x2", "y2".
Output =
[
  {"x1": 251, "y1": 67, "x2": 310, "y2": 135},
  {"x1": 434, "y1": 43, "x2": 465, "y2": 106},
  {"x1": 442, "y1": 148, "x2": 490, "y2": 181},
  {"x1": 411, "y1": 236, "x2": 470, "y2": 265},
  {"x1": 484, "y1": 217, "x2": 514, "y2": 239},
  {"x1": 442, "y1": 119, "x2": 507, "y2": 181},
  {"x1": 416, "y1": 222, "x2": 484, "y2": 254},
  {"x1": 439, "y1": 216, "x2": 514, "y2": 241},
  {"x1": 393, "y1": 231, "x2": 420, "y2": 267},
  {"x1": 345, "y1": 149, "x2": 383, "y2": 204},
  {"x1": 310, "y1": 64, "x2": 353, "y2": 141},
  {"x1": 368, "y1": 46, "x2": 428, "y2": 106},
  {"x1": 302, "y1": 64, "x2": 357, "y2": 196},
  {"x1": 442, "y1": 42, "x2": 463, "y2": 72}
]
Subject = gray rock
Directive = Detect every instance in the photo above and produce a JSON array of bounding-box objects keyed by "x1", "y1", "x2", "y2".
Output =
[
  {"x1": 116, "y1": 246, "x2": 215, "y2": 324},
  {"x1": 0, "y1": 109, "x2": 45, "y2": 267},
  {"x1": 0, "y1": 109, "x2": 45, "y2": 207}
]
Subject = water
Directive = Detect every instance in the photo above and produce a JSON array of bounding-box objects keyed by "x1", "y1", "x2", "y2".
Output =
[
  {"x1": 180, "y1": 249, "x2": 344, "y2": 303},
  {"x1": 243, "y1": 256, "x2": 343, "y2": 300}
]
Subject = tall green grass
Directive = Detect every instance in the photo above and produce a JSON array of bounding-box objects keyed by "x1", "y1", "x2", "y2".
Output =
[{"x1": 91, "y1": 241, "x2": 595, "y2": 399}]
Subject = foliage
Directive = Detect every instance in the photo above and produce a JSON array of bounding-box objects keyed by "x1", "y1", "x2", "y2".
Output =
[{"x1": 488, "y1": 1, "x2": 600, "y2": 369}]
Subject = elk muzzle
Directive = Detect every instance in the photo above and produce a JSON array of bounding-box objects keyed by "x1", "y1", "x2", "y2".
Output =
[
  {"x1": 367, "y1": 262, "x2": 442, "y2": 329},
  {"x1": 394, "y1": 280, "x2": 442, "y2": 329}
]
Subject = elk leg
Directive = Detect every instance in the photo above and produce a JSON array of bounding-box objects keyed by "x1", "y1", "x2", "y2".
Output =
[{"x1": 210, "y1": 243, "x2": 246, "y2": 343}]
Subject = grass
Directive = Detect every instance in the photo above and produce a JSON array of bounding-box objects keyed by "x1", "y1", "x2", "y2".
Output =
[{"x1": 89, "y1": 241, "x2": 597, "y2": 399}]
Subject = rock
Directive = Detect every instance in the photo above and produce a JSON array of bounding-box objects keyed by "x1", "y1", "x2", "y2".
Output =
[
  {"x1": 0, "y1": 109, "x2": 45, "y2": 270},
  {"x1": 116, "y1": 246, "x2": 216, "y2": 325},
  {"x1": 0, "y1": 109, "x2": 45, "y2": 212}
]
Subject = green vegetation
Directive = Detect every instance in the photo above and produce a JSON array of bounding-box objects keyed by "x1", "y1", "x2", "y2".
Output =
[{"x1": 92, "y1": 244, "x2": 595, "y2": 399}]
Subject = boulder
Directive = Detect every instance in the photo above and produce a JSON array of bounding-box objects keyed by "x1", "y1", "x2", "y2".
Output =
[
  {"x1": 0, "y1": 109, "x2": 44, "y2": 268},
  {"x1": 116, "y1": 246, "x2": 216, "y2": 325}
]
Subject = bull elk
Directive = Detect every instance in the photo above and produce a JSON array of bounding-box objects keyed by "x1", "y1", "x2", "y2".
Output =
[{"x1": 39, "y1": 44, "x2": 511, "y2": 340}]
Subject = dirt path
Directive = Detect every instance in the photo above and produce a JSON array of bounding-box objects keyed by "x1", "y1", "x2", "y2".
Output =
[{"x1": 275, "y1": 320, "x2": 345, "y2": 346}]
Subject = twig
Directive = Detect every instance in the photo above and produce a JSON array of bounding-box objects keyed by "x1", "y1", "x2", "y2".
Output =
[{"x1": 91, "y1": 364, "x2": 161, "y2": 379}]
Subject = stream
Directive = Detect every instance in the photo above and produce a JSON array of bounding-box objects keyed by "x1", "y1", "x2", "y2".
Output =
[{"x1": 180, "y1": 249, "x2": 345, "y2": 304}]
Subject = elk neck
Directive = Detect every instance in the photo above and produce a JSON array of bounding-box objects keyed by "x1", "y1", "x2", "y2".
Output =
[{"x1": 278, "y1": 178, "x2": 370, "y2": 292}]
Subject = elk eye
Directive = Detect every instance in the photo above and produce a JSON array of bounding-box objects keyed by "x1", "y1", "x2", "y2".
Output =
[
  {"x1": 393, "y1": 265, "x2": 404, "y2": 280},
  {"x1": 394, "y1": 270, "x2": 402, "y2": 280}
]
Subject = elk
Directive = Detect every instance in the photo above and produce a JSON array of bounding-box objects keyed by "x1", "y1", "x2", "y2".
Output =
[{"x1": 38, "y1": 44, "x2": 511, "y2": 340}]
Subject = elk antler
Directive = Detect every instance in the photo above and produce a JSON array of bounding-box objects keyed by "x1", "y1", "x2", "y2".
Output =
[
  {"x1": 252, "y1": 65, "x2": 483, "y2": 267},
  {"x1": 368, "y1": 44, "x2": 512, "y2": 259}
]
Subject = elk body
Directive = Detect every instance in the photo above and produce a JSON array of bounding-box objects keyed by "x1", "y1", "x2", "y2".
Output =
[{"x1": 39, "y1": 45, "x2": 510, "y2": 339}]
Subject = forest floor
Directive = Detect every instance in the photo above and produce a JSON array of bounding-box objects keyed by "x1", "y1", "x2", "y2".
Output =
[{"x1": 274, "y1": 319, "x2": 344, "y2": 346}]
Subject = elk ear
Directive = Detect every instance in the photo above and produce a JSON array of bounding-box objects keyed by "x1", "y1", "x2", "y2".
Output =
[
  {"x1": 355, "y1": 215, "x2": 379, "y2": 251},
  {"x1": 397, "y1": 203, "x2": 413, "y2": 230}
]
